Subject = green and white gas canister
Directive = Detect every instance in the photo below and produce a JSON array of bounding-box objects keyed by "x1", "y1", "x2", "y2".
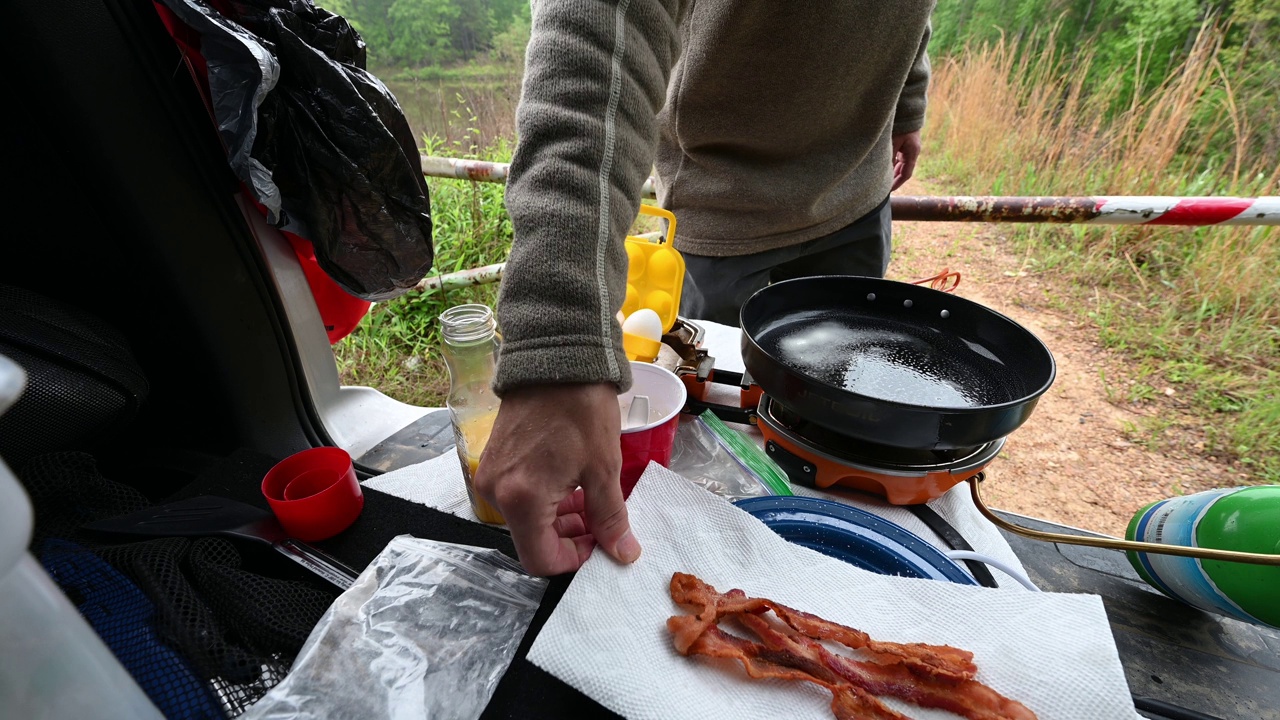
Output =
[{"x1": 1126, "y1": 486, "x2": 1280, "y2": 629}]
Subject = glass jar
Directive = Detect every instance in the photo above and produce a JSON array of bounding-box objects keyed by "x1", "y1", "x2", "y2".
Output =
[{"x1": 439, "y1": 303, "x2": 505, "y2": 524}]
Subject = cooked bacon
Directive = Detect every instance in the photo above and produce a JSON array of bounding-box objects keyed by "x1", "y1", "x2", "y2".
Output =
[
  {"x1": 688, "y1": 626, "x2": 909, "y2": 720},
  {"x1": 668, "y1": 572, "x2": 1039, "y2": 720},
  {"x1": 737, "y1": 612, "x2": 1038, "y2": 720},
  {"x1": 670, "y1": 572, "x2": 976, "y2": 681}
]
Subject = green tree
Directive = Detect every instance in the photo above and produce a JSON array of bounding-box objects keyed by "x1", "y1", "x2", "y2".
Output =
[
  {"x1": 932, "y1": 0, "x2": 1278, "y2": 163},
  {"x1": 317, "y1": 0, "x2": 530, "y2": 67},
  {"x1": 387, "y1": 0, "x2": 459, "y2": 65}
]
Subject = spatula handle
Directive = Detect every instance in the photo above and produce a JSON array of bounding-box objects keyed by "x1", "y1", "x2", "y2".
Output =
[{"x1": 275, "y1": 540, "x2": 361, "y2": 590}]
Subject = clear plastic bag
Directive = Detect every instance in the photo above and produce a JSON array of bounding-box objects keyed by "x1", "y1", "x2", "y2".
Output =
[
  {"x1": 238, "y1": 536, "x2": 546, "y2": 720},
  {"x1": 668, "y1": 412, "x2": 792, "y2": 501}
]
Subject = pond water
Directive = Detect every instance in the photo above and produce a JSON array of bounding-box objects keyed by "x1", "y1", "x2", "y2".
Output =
[{"x1": 382, "y1": 74, "x2": 522, "y2": 151}]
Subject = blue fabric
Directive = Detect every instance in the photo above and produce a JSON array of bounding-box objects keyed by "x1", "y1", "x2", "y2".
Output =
[{"x1": 40, "y1": 540, "x2": 225, "y2": 720}]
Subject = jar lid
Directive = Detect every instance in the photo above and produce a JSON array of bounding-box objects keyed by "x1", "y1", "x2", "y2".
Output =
[{"x1": 440, "y1": 303, "x2": 496, "y2": 344}]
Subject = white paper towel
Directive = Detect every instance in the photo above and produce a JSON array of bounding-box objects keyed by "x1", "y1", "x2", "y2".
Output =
[
  {"x1": 363, "y1": 450, "x2": 483, "y2": 524},
  {"x1": 527, "y1": 464, "x2": 1140, "y2": 720}
]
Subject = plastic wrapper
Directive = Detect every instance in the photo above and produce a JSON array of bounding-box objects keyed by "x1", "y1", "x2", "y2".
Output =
[
  {"x1": 668, "y1": 413, "x2": 792, "y2": 501},
  {"x1": 239, "y1": 536, "x2": 546, "y2": 720},
  {"x1": 156, "y1": 0, "x2": 433, "y2": 301}
]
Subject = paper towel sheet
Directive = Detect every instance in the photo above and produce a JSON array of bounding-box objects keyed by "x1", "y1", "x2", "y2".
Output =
[
  {"x1": 528, "y1": 464, "x2": 1140, "y2": 720},
  {"x1": 363, "y1": 450, "x2": 483, "y2": 524}
]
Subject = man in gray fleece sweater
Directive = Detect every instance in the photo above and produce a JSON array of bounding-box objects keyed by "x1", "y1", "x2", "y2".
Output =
[{"x1": 474, "y1": 1, "x2": 935, "y2": 575}]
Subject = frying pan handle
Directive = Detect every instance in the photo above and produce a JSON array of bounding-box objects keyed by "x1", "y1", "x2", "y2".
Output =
[
  {"x1": 275, "y1": 539, "x2": 362, "y2": 589},
  {"x1": 968, "y1": 476, "x2": 1280, "y2": 565},
  {"x1": 911, "y1": 267, "x2": 961, "y2": 293}
]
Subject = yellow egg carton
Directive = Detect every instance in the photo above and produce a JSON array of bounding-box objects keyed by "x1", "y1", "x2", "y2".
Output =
[{"x1": 623, "y1": 204, "x2": 684, "y2": 332}]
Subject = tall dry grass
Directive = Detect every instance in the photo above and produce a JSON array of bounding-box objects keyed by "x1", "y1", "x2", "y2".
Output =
[{"x1": 924, "y1": 24, "x2": 1280, "y2": 479}]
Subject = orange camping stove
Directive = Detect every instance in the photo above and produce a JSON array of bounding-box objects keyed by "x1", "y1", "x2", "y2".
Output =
[
  {"x1": 754, "y1": 396, "x2": 1003, "y2": 505},
  {"x1": 665, "y1": 318, "x2": 1002, "y2": 506}
]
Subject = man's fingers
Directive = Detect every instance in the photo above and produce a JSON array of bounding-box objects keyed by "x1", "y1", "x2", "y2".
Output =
[
  {"x1": 890, "y1": 132, "x2": 922, "y2": 191},
  {"x1": 490, "y1": 477, "x2": 580, "y2": 575},
  {"x1": 900, "y1": 148, "x2": 919, "y2": 183},
  {"x1": 472, "y1": 382, "x2": 627, "y2": 576},
  {"x1": 582, "y1": 471, "x2": 640, "y2": 564},
  {"x1": 572, "y1": 534, "x2": 597, "y2": 566},
  {"x1": 507, "y1": 520, "x2": 588, "y2": 576},
  {"x1": 890, "y1": 129, "x2": 921, "y2": 190},
  {"x1": 553, "y1": 511, "x2": 588, "y2": 539},
  {"x1": 557, "y1": 488, "x2": 586, "y2": 516}
]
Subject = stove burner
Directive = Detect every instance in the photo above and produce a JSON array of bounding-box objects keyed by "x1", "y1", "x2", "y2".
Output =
[
  {"x1": 758, "y1": 395, "x2": 1004, "y2": 504},
  {"x1": 764, "y1": 397, "x2": 997, "y2": 471}
]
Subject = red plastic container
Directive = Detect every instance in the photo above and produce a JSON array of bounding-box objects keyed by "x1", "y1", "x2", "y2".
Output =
[
  {"x1": 261, "y1": 447, "x2": 363, "y2": 542},
  {"x1": 619, "y1": 362, "x2": 687, "y2": 498}
]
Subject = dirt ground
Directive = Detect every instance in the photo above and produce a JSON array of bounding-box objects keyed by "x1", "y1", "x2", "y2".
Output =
[{"x1": 889, "y1": 178, "x2": 1252, "y2": 537}]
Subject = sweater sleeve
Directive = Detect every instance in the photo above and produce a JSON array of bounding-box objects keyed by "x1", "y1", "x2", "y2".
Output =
[
  {"x1": 493, "y1": 0, "x2": 685, "y2": 395},
  {"x1": 892, "y1": 19, "x2": 932, "y2": 135}
]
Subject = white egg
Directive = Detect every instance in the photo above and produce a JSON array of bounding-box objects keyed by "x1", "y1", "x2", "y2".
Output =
[
  {"x1": 622, "y1": 308, "x2": 664, "y2": 341},
  {"x1": 616, "y1": 310, "x2": 626, "y2": 326}
]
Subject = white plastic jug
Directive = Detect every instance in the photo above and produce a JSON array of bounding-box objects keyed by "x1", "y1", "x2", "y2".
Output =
[{"x1": 0, "y1": 354, "x2": 164, "y2": 720}]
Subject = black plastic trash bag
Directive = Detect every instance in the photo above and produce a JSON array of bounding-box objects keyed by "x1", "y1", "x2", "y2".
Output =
[{"x1": 158, "y1": 0, "x2": 433, "y2": 301}]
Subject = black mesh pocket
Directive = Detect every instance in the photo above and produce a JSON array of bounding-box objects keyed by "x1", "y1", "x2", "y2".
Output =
[
  {"x1": 22, "y1": 452, "x2": 339, "y2": 717},
  {"x1": 0, "y1": 284, "x2": 149, "y2": 468}
]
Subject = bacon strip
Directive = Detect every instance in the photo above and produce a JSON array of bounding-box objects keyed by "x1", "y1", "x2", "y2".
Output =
[
  {"x1": 688, "y1": 625, "x2": 909, "y2": 720},
  {"x1": 737, "y1": 612, "x2": 1038, "y2": 720},
  {"x1": 668, "y1": 572, "x2": 1039, "y2": 720},
  {"x1": 670, "y1": 572, "x2": 976, "y2": 681}
]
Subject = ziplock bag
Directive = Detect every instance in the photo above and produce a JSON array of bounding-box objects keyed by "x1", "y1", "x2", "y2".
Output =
[
  {"x1": 668, "y1": 411, "x2": 791, "y2": 501},
  {"x1": 239, "y1": 536, "x2": 546, "y2": 720}
]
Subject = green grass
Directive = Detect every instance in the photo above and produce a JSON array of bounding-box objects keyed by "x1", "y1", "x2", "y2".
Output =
[
  {"x1": 923, "y1": 31, "x2": 1279, "y2": 482},
  {"x1": 333, "y1": 135, "x2": 515, "y2": 407},
  {"x1": 986, "y1": 222, "x2": 1280, "y2": 482}
]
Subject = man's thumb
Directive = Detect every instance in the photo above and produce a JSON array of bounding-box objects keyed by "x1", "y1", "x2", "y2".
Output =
[{"x1": 583, "y1": 477, "x2": 641, "y2": 564}]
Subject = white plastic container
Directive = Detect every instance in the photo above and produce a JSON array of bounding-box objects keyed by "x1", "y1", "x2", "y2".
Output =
[{"x1": 0, "y1": 354, "x2": 164, "y2": 719}]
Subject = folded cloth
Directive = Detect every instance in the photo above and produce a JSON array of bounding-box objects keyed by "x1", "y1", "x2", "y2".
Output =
[{"x1": 527, "y1": 464, "x2": 1141, "y2": 720}]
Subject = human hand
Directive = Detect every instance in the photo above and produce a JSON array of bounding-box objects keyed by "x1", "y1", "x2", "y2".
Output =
[
  {"x1": 473, "y1": 382, "x2": 642, "y2": 576},
  {"x1": 891, "y1": 130, "x2": 922, "y2": 191}
]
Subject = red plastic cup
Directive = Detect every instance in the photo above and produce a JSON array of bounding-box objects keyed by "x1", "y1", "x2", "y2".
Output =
[
  {"x1": 619, "y1": 362, "x2": 687, "y2": 499},
  {"x1": 261, "y1": 447, "x2": 364, "y2": 542}
]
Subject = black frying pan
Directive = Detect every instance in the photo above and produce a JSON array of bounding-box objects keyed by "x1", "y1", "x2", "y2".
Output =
[{"x1": 740, "y1": 276, "x2": 1055, "y2": 450}]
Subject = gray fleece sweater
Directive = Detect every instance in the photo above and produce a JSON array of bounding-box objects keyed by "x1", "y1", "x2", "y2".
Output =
[{"x1": 495, "y1": 1, "x2": 934, "y2": 394}]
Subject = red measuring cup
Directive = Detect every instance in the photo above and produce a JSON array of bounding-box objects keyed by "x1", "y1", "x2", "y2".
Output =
[{"x1": 261, "y1": 447, "x2": 363, "y2": 542}]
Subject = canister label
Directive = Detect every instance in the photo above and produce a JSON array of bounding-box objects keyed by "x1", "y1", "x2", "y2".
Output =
[{"x1": 1130, "y1": 489, "x2": 1260, "y2": 624}]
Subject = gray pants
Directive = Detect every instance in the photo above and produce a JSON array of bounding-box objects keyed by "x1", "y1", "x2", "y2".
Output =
[{"x1": 678, "y1": 197, "x2": 892, "y2": 326}]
